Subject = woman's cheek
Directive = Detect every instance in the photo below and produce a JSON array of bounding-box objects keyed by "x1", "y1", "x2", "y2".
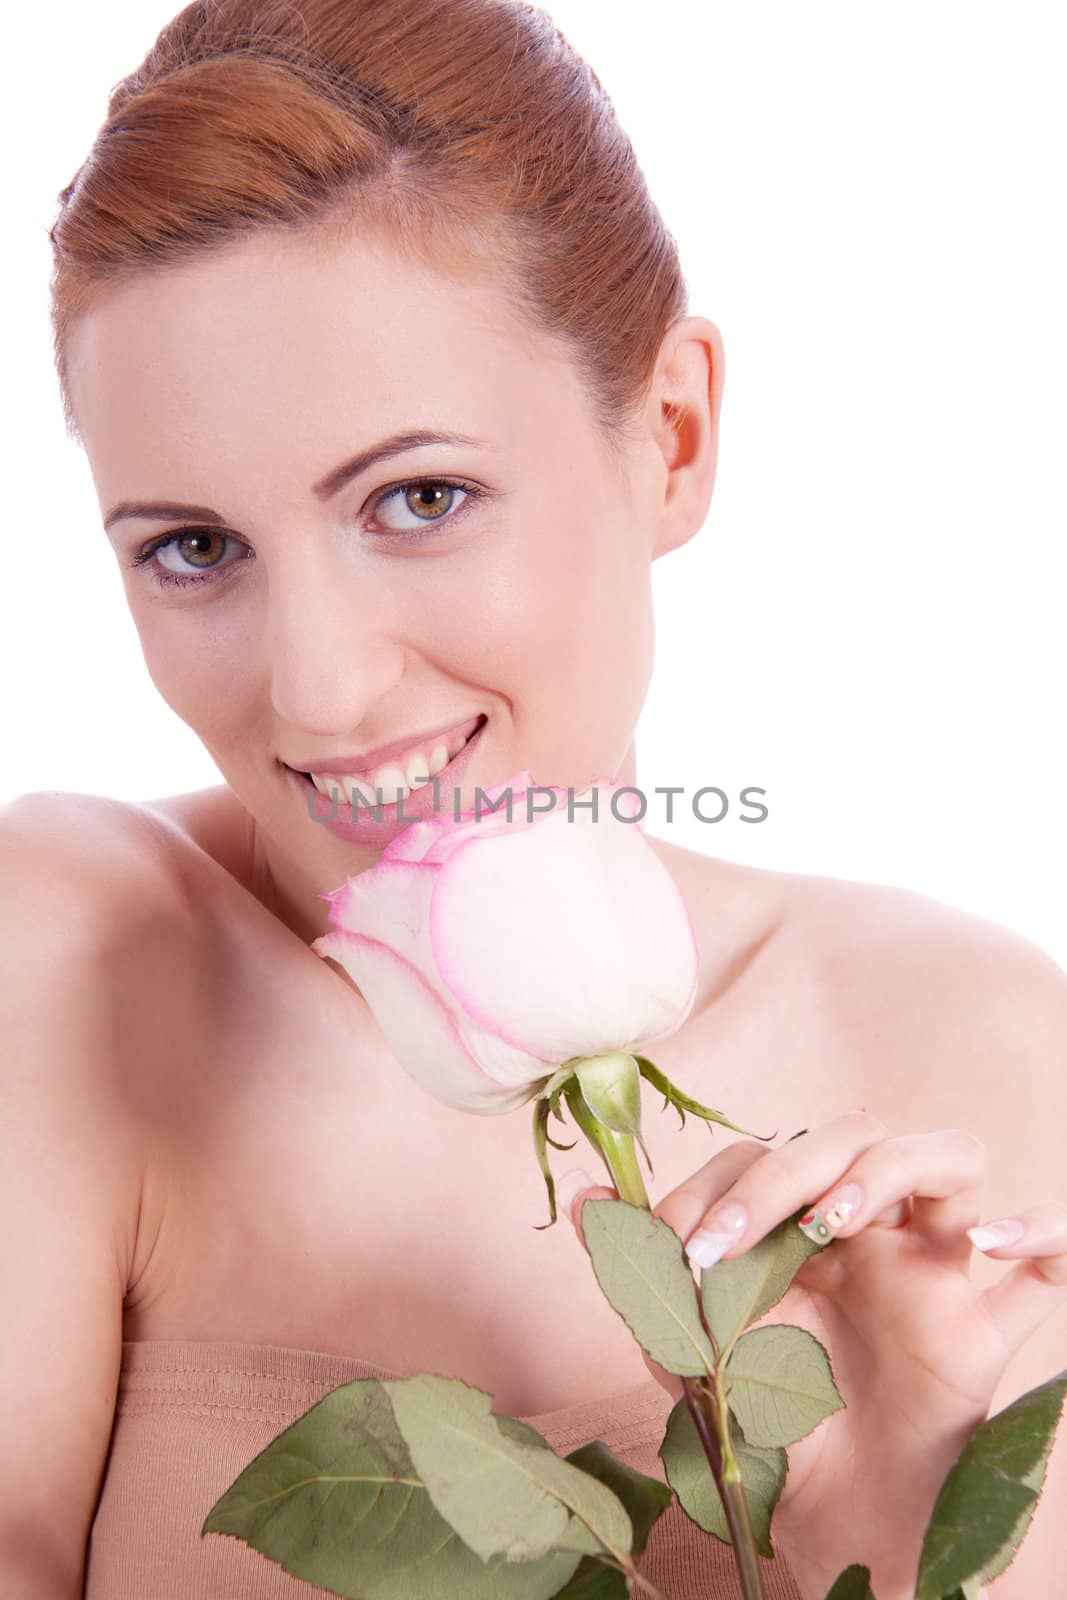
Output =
[{"x1": 133, "y1": 606, "x2": 261, "y2": 744}]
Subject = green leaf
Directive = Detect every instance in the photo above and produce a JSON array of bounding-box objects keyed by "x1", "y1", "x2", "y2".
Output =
[
  {"x1": 724, "y1": 1324, "x2": 844, "y2": 1448},
  {"x1": 384, "y1": 1374, "x2": 634, "y2": 1565},
  {"x1": 552, "y1": 1558, "x2": 631, "y2": 1599},
  {"x1": 700, "y1": 1208, "x2": 825, "y2": 1355},
  {"x1": 202, "y1": 1376, "x2": 581, "y2": 1600},
  {"x1": 915, "y1": 1368, "x2": 1067, "y2": 1599},
  {"x1": 659, "y1": 1398, "x2": 786, "y2": 1559},
  {"x1": 822, "y1": 1565, "x2": 876, "y2": 1599},
  {"x1": 581, "y1": 1199, "x2": 717, "y2": 1377},
  {"x1": 564, "y1": 1440, "x2": 672, "y2": 1557}
]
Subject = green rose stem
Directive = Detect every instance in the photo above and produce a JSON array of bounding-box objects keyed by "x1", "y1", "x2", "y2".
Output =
[
  {"x1": 548, "y1": 1053, "x2": 768, "y2": 1600},
  {"x1": 683, "y1": 1381, "x2": 766, "y2": 1600},
  {"x1": 562, "y1": 1079, "x2": 649, "y2": 1207}
]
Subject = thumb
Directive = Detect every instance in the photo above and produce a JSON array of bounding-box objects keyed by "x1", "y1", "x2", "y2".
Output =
[{"x1": 556, "y1": 1168, "x2": 617, "y2": 1250}]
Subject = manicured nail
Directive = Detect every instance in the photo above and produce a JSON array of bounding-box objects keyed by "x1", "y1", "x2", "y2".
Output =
[
  {"x1": 821, "y1": 1182, "x2": 864, "y2": 1232},
  {"x1": 686, "y1": 1201, "x2": 747, "y2": 1268},
  {"x1": 797, "y1": 1209, "x2": 833, "y2": 1245},
  {"x1": 557, "y1": 1168, "x2": 596, "y2": 1224},
  {"x1": 967, "y1": 1217, "x2": 1026, "y2": 1251}
]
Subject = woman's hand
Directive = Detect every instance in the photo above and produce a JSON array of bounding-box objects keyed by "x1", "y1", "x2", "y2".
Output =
[{"x1": 558, "y1": 1110, "x2": 1067, "y2": 1600}]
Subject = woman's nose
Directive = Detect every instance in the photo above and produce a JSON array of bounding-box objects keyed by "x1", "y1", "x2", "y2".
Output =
[{"x1": 266, "y1": 557, "x2": 403, "y2": 735}]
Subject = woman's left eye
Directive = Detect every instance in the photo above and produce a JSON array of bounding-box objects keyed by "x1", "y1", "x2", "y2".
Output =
[{"x1": 369, "y1": 478, "x2": 482, "y2": 537}]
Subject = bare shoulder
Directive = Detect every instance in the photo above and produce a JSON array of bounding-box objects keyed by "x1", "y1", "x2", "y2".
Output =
[
  {"x1": 1, "y1": 781, "x2": 248, "y2": 914},
  {"x1": 678, "y1": 841, "x2": 1067, "y2": 1232},
  {"x1": 2, "y1": 787, "x2": 172, "y2": 927},
  {"x1": 653, "y1": 834, "x2": 1067, "y2": 1134},
  {"x1": 0, "y1": 787, "x2": 211, "y2": 1057},
  {"x1": 790, "y1": 867, "x2": 1067, "y2": 1103}
]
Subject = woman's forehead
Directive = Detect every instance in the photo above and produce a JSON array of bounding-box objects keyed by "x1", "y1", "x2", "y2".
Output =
[
  {"x1": 66, "y1": 227, "x2": 595, "y2": 502},
  {"x1": 65, "y1": 228, "x2": 634, "y2": 546}
]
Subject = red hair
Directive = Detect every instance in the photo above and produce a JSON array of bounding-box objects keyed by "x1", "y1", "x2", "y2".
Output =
[{"x1": 48, "y1": 0, "x2": 688, "y2": 448}]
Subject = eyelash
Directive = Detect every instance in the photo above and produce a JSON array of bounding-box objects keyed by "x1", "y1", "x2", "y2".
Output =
[{"x1": 128, "y1": 476, "x2": 486, "y2": 590}]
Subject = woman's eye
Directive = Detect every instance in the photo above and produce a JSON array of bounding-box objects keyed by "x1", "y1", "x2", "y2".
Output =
[
  {"x1": 371, "y1": 479, "x2": 478, "y2": 535},
  {"x1": 132, "y1": 529, "x2": 246, "y2": 590}
]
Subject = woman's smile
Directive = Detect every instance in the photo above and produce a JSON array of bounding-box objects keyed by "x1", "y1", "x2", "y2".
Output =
[{"x1": 284, "y1": 711, "x2": 491, "y2": 846}]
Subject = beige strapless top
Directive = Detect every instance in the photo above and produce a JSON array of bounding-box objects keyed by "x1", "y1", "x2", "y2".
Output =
[{"x1": 84, "y1": 1339, "x2": 803, "y2": 1598}]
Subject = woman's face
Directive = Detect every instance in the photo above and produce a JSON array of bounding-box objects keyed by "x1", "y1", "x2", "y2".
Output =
[{"x1": 65, "y1": 224, "x2": 718, "y2": 931}]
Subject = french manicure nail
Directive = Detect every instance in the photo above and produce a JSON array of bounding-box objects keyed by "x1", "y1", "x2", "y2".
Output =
[
  {"x1": 556, "y1": 1168, "x2": 596, "y2": 1223},
  {"x1": 967, "y1": 1217, "x2": 1025, "y2": 1251},
  {"x1": 686, "y1": 1200, "x2": 747, "y2": 1269}
]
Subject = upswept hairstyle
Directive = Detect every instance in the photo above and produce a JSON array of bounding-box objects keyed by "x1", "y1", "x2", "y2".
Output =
[{"x1": 48, "y1": 0, "x2": 688, "y2": 450}]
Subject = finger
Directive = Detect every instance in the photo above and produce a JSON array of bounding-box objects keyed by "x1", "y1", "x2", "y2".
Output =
[
  {"x1": 801, "y1": 1128, "x2": 987, "y2": 1250},
  {"x1": 652, "y1": 1138, "x2": 773, "y2": 1247},
  {"x1": 971, "y1": 1201, "x2": 1067, "y2": 1354},
  {"x1": 663, "y1": 1110, "x2": 892, "y2": 1267},
  {"x1": 556, "y1": 1168, "x2": 616, "y2": 1249}
]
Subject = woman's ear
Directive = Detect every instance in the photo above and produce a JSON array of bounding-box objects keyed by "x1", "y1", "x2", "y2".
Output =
[{"x1": 647, "y1": 316, "x2": 725, "y2": 559}]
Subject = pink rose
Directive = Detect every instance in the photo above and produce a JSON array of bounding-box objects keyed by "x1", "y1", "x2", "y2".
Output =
[{"x1": 311, "y1": 772, "x2": 699, "y2": 1113}]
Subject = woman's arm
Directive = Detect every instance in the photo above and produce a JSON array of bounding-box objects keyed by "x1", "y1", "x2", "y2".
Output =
[
  {"x1": 0, "y1": 797, "x2": 143, "y2": 1598},
  {"x1": 906, "y1": 917, "x2": 1067, "y2": 1598}
]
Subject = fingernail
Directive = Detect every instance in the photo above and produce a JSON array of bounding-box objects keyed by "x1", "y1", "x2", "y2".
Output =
[
  {"x1": 797, "y1": 1208, "x2": 834, "y2": 1245},
  {"x1": 557, "y1": 1168, "x2": 596, "y2": 1224},
  {"x1": 967, "y1": 1217, "x2": 1026, "y2": 1251},
  {"x1": 818, "y1": 1182, "x2": 864, "y2": 1233},
  {"x1": 685, "y1": 1201, "x2": 747, "y2": 1268}
]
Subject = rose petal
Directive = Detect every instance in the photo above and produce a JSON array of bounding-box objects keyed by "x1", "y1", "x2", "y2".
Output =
[
  {"x1": 310, "y1": 930, "x2": 536, "y2": 1114},
  {"x1": 323, "y1": 860, "x2": 440, "y2": 973},
  {"x1": 319, "y1": 862, "x2": 554, "y2": 1093},
  {"x1": 381, "y1": 815, "x2": 454, "y2": 864},
  {"x1": 430, "y1": 794, "x2": 699, "y2": 1060}
]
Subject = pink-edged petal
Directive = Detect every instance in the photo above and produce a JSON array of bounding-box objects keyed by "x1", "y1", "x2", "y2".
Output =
[
  {"x1": 430, "y1": 798, "x2": 699, "y2": 1060},
  {"x1": 310, "y1": 930, "x2": 536, "y2": 1114},
  {"x1": 317, "y1": 870, "x2": 552, "y2": 1090},
  {"x1": 381, "y1": 814, "x2": 454, "y2": 864},
  {"x1": 422, "y1": 808, "x2": 522, "y2": 864},
  {"x1": 321, "y1": 859, "x2": 444, "y2": 987},
  {"x1": 421, "y1": 774, "x2": 569, "y2": 865}
]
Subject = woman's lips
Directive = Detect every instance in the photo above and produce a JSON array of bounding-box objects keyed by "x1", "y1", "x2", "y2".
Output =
[{"x1": 287, "y1": 714, "x2": 488, "y2": 846}]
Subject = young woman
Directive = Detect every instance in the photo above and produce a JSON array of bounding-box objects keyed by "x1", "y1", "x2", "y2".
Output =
[{"x1": 5, "y1": 2, "x2": 1065, "y2": 1597}]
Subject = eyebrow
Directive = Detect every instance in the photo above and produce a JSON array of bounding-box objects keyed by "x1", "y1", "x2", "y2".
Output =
[{"x1": 102, "y1": 429, "x2": 488, "y2": 532}]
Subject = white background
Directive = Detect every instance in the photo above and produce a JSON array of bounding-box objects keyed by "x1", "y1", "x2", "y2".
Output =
[{"x1": 4, "y1": 2, "x2": 1065, "y2": 966}]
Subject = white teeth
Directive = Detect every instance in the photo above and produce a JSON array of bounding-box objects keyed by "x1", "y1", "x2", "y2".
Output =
[
  {"x1": 404, "y1": 754, "x2": 433, "y2": 793},
  {"x1": 371, "y1": 763, "x2": 410, "y2": 804},
  {"x1": 307, "y1": 719, "x2": 482, "y2": 805}
]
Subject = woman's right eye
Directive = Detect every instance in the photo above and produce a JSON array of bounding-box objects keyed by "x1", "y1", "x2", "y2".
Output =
[{"x1": 130, "y1": 529, "x2": 249, "y2": 590}]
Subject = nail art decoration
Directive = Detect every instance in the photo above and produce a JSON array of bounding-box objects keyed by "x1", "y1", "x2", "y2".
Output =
[{"x1": 797, "y1": 1207, "x2": 834, "y2": 1246}]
